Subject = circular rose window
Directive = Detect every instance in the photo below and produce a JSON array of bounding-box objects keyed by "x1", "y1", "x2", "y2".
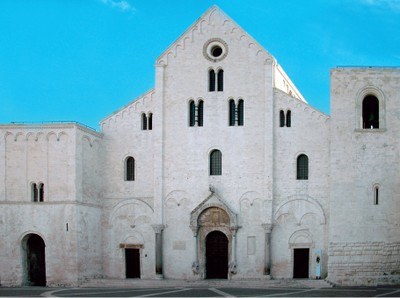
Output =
[{"x1": 204, "y1": 39, "x2": 228, "y2": 62}]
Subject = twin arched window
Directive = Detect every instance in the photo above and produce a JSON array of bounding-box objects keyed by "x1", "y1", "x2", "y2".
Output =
[
  {"x1": 125, "y1": 156, "x2": 135, "y2": 181},
  {"x1": 296, "y1": 154, "x2": 308, "y2": 180},
  {"x1": 210, "y1": 149, "x2": 222, "y2": 175},
  {"x1": 280, "y1": 110, "x2": 291, "y2": 127},
  {"x1": 31, "y1": 183, "x2": 44, "y2": 202},
  {"x1": 189, "y1": 100, "x2": 204, "y2": 127},
  {"x1": 142, "y1": 113, "x2": 153, "y2": 130},
  {"x1": 209, "y1": 69, "x2": 224, "y2": 92},
  {"x1": 229, "y1": 99, "x2": 244, "y2": 126}
]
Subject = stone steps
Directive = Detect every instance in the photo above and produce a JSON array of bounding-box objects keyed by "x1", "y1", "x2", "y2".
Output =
[{"x1": 79, "y1": 278, "x2": 333, "y2": 289}]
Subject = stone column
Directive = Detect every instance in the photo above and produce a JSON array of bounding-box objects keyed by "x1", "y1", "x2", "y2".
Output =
[
  {"x1": 229, "y1": 225, "x2": 240, "y2": 275},
  {"x1": 190, "y1": 226, "x2": 199, "y2": 274},
  {"x1": 262, "y1": 223, "x2": 273, "y2": 277},
  {"x1": 152, "y1": 224, "x2": 165, "y2": 277}
]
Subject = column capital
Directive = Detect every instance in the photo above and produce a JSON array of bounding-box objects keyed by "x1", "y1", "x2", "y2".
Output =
[
  {"x1": 152, "y1": 224, "x2": 166, "y2": 234},
  {"x1": 229, "y1": 225, "x2": 241, "y2": 236},
  {"x1": 262, "y1": 223, "x2": 273, "y2": 233}
]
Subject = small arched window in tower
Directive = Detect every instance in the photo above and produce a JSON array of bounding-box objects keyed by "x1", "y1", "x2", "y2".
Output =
[
  {"x1": 229, "y1": 99, "x2": 235, "y2": 126},
  {"x1": 31, "y1": 183, "x2": 38, "y2": 202},
  {"x1": 217, "y1": 69, "x2": 224, "y2": 91},
  {"x1": 209, "y1": 69, "x2": 216, "y2": 92},
  {"x1": 237, "y1": 99, "x2": 244, "y2": 126},
  {"x1": 189, "y1": 100, "x2": 196, "y2": 127},
  {"x1": 125, "y1": 156, "x2": 135, "y2": 181},
  {"x1": 148, "y1": 113, "x2": 153, "y2": 130},
  {"x1": 297, "y1": 154, "x2": 309, "y2": 180},
  {"x1": 374, "y1": 185, "x2": 379, "y2": 205},
  {"x1": 210, "y1": 149, "x2": 222, "y2": 176},
  {"x1": 286, "y1": 110, "x2": 291, "y2": 127},
  {"x1": 362, "y1": 95, "x2": 379, "y2": 129},
  {"x1": 141, "y1": 113, "x2": 147, "y2": 130},
  {"x1": 38, "y1": 183, "x2": 44, "y2": 202},
  {"x1": 279, "y1": 110, "x2": 285, "y2": 127},
  {"x1": 198, "y1": 100, "x2": 204, "y2": 127}
]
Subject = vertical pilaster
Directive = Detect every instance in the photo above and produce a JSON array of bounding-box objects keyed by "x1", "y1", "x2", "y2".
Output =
[
  {"x1": 152, "y1": 224, "x2": 165, "y2": 277},
  {"x1": 262, "y1": 223, "x2": 273, "y2": 277}
]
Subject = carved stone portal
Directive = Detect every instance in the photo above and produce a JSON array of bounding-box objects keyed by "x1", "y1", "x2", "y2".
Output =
[{"x1": 189, "y1": 192, "x2": 239, "y2": 279}]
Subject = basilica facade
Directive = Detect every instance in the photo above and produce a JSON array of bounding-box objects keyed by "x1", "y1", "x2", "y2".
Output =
[{"x1": 0, "y1": 6, "x2": 399, "y2": 287}]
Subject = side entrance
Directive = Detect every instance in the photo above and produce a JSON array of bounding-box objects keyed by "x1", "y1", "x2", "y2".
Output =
[{"x1": 125, "y1": 248, "x2": 140, "y2": 278}]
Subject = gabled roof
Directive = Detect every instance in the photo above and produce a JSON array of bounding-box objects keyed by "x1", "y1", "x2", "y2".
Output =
[{"x1": 156, "y1": 5, "x2": 274, "y2": 66}]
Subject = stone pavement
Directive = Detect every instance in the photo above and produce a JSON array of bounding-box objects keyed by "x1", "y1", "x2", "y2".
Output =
[{"x1": 79, "y1": 278, "x2": 332, "y2": 289}]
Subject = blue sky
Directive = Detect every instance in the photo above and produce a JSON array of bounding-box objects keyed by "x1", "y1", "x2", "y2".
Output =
[{"x1": 0, "y1": 0, "x2": 399, "y2": 130}]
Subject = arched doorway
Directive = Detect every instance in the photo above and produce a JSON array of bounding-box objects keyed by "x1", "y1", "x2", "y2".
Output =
[
  {"x1": 206, "y1": 231, "x2": 228, "y2": 279},
  {"x1": 22, "y1": 234, "x2": 46, "y2": 286}
]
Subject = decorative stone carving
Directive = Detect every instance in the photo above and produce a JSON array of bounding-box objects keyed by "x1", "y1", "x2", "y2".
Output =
[
  {"x1": 229, "y1": 261, "x2": 237, "y2": 274},
  {"x1": 191, "y1": 261, "x2": 200, "y2": 274}
]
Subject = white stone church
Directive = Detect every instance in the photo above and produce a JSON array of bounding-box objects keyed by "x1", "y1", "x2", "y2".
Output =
[{"x1": 0, "y1": 6, "x2": 399, "y2": 287}]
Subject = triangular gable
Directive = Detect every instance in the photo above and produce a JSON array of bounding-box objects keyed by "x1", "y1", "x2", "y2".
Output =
[{"x1": 156, "y1": 5, "x2": 274, "y2": 66}]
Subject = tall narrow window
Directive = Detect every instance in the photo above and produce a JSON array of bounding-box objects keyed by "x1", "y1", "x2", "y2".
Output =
[
  {"x1": 374, "y1": 186, "x2": 379, "y2": 205},
  {"x1": 362, "y1": 95, "x2": 379, "y2": 129},
  {"x1": 126, "y1": 157, "x2": 135, "y2": 181},
  {"x1": 148, "y1": 113, "x2": 153, "y2": 130},
  {"x1": 296, "y1": 154, "x2": 309, "y2": 180},
  {"x1": 237, "y1": 99, "x2": 244, "y2": 126},
  {"x1": 198, "y1": 100, "x2": 204, "y2": 127},
  {"x1": 217, "y1": 69, "x2": 224, "y2": 91},
  {"x1": 38, "y1": 183, "x2": 44, "y2": 202},
  {"x1": 280, "y1": 110, "x2": 285, "y2": 127},
  {"x1": 189, "y1": 101, "x2": 196, "y2": 127},
  {"x1": 141, "y1": 113, "x2": 147, "y2": 130},
  {"x1": 210, "y1": 149, "x2": 222, "y2": 176},
  {"x1": 229, "y1": 99, "x2": 235, "y2": 126},
  {"x1": 286, "y1": 110, "x2": 291, "y2": 127},
  {"x1": 31, "y1": 183, "x2": 38, "y2": 202},
  {"x1": 209, "y1": 70, "x2": 216, "y2": 92}
]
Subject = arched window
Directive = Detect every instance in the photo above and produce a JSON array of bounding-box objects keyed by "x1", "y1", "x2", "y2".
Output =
[
  {"x1": 38, "y1": 183, "x2": 44, "y2": 202},
  {"x1": 217, "y1": 69, "x2": 224, "y2": 91},
  {"x1": 148, "y1": 113, "x2": 153, "y2": 130},
  {"x1": 189, "y1": 101, "x2": 195, "y2": 127},
  {"x1": 209, "y1": 70, "x2": 216, "y2": 92},
  {"x1": 125, "y1": 157, "x2": 135, "y2": 181},
  {"x1": 229, "y1": 99, "x2": 235, "y2": 126},
  {"x1": 237, "y1": 99, "x2": 244, "y2": 126},
  {"x1": 279, "y1": 110, "x2": 285, "y2": 127},
  {"x1": 296, "y1": 154, "x2": 309, "y2": 180},
  {"x1": 374, "y1": 185, "x2": 379, "y2": 205},
  {"x1": 141, "y1": 113, "x2": 147, "y2": 130},
  {"x1": 286, "y1": 110, "x2": 291, "y2": 127},
  {"x1": 210, "y1": 149, "x2": 222, "y2": 176},
  {"x1": 362, "y1": 95, "x2": 379, "y2": 129},
  {"x1": 198, "y1": 100, "x2": 204, "y2": 127},
  {"x1": 31, "y1": 183, "x2": 38, "y2": 202}
]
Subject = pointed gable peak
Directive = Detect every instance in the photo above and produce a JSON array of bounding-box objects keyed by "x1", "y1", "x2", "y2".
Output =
[{"x1": 156, "y1": 5, "x2": 274, "y2": 66}]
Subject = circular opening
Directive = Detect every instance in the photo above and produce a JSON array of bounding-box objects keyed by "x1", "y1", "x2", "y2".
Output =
[{"x1": 211, "y1": 45, "x2": 223, "y2": 58}]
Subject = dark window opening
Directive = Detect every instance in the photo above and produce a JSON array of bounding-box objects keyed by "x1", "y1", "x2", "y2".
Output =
[
  {"x1": 209, "y1": 70, "x2": 216, "y2": 92},
  {"x1": 148, "y1": 113, "x2": 152, "y2": 130},
  {"x1": 189, "y1": 101, "x2": 196, "y2": 127},
  {"x1": 280, "y1": 110, "x2": 285, "y2": 127},
  {"x1": 237, "y1": 99, "x2": 244, "y2": 126},
  {"x1": 126, "y1": 157, "x2": 135, "y2": 181},
  {"x1": 141, "y1": 113, "x2": 147, "y2": 130},
  {"x1": 362, "y1": 95, "x2": 379, "y2": 129},
  {"x1": 38, "y1": 184, "x2": 44, "y2": 202},
  {"x1": 229, "y1": 99, "x2": 235, "y2": 126},
  {"x1": 297, "y1": 154, "x2": 309, "y2": 180},
  {"x1": 374, "y1": 186, "x2": 379, "y2": 205},
  {"x1": 211, "y1": 46, "x2": 223, "y2": 58},
  {"x1": 286, "y1": 110, "x2": 291, "y2": 127},
  {"x1": 210, "y1": 150, "x2": 222, "y2": 176},
  {"x1": 198, "y1": 100, "x2": 204, "y2": 127},
  {"x1": 32, "y1": 183, "x2": 38, "y2": 202},
  {"x1": 217, "y1": 69, "x2": 224, "y2": 91}
]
